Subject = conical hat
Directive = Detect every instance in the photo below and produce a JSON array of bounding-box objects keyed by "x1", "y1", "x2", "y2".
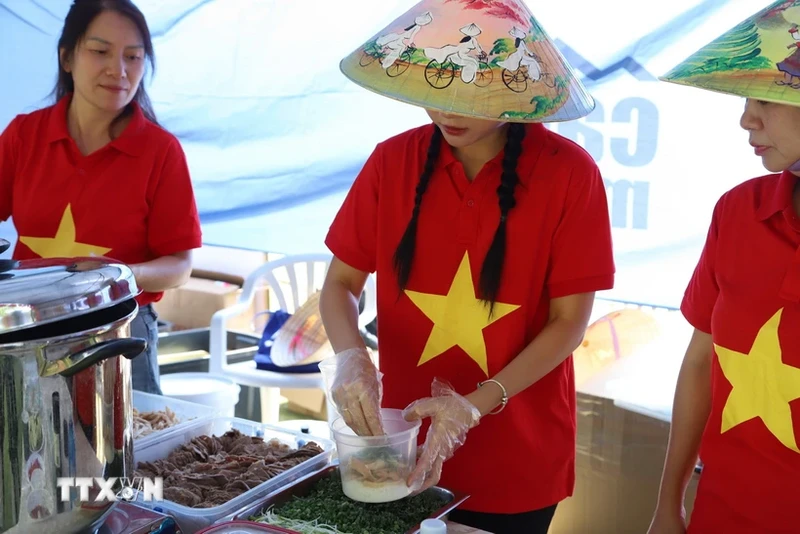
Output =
[
  {"x1": 340, "y1": 0, "x2": 595, "y2": 123},
  {"x1": 661, "y1": 1, "x2": 800, "y2": 107},
  {"x1": 271, "y1": 291, "x2": 333, "y2": 367}
]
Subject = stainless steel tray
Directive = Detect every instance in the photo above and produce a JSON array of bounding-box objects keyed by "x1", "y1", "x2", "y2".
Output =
[{"x1": 230, "y1": 464, "x2": 469, "y2": 534}]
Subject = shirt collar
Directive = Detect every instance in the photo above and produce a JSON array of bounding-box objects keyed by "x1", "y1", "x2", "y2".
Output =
[
  {"x1": 45, "y1": 93, "x2": 147, "y2": 157},
  {"x1": 756, "y1": 170, "x2": 798, "y2": 221},
  {"x1": 437, "y1": 123, "x2": 547, "y2": 180},
  {"x1": 45, "y1": 95, "x2": 71, "y2": 143}
]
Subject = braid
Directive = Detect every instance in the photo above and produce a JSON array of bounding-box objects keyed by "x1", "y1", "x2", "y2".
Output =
[
  {"x1": 393, "y1": 125, "x2": 443, "y2": 290},
  {"x1": 479, "y1": 123, "x2": 526, "y2": 313}
]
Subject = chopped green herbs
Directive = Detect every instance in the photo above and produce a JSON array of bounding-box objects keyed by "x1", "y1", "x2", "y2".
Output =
[{"x1": 250, "y1": 472, "x2": 448, "y2": 534}]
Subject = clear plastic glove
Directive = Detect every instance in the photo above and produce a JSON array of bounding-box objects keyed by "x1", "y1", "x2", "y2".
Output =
[
  {"x1": 318, "y1": 347, "x2": 385, "y2": 436},
  {"x1": 402, "y1": 379, "x2": 481, "y2": 493}
]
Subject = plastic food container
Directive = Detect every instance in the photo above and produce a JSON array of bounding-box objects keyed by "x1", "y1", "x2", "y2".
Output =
[
  {"x1": 227, "y1": 465, "x2": 469, "y2": 534},
  {"x1": 331, "y1": 408, "x2": 421, "y2": 503},
  {"x1": 133, "y1": 416, "x2": 334, "y2": 533},
  {"x1": 133, "y1": 390, "x2": 219, "y2": 449},
  {"x1": 197, "y1": 521, "x2": 295, "y2": 533}
]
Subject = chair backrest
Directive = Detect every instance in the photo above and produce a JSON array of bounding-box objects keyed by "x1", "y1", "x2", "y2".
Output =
[{"x1": 242, "y1": 253, "x2": 377, "y2": 329}]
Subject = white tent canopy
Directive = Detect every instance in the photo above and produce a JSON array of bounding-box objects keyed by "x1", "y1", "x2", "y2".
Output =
[{"x1": 0, "y1": 0, "x2": 768, "y2": 308}]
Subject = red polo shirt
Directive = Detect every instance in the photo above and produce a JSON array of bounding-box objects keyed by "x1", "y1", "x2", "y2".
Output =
[
  {"x1": 326, "y1": 123, "x2": 615, "y2": 513},
  {"x1": 0, "y1": 95, "x2": 202, "y2": 305},
  {"x1": 682, "y1": 171, "x2": 800, "y2": 534}
]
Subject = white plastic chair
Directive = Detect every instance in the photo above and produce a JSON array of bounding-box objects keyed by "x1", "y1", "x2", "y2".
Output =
[{"x1": 209, "y1": 253, "x2": 377, "y2": 425}]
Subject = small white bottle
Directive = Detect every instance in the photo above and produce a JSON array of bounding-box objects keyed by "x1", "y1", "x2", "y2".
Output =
[{"x1": 420, "y1": 518, "x2": 448, "y2": 534}]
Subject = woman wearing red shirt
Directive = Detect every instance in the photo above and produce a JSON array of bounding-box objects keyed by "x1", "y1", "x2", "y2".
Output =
[
  {"x1": 0, "y1": 0, "x2": 202, "y2": 394},
  {"x1": 318, "y1": 2, "x2": 615, "y2": 532},
  {"x1": 651, "y1": 3, "x2": 800, "y2": 533}
]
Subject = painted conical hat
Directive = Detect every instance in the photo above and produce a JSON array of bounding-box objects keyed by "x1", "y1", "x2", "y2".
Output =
[
  {"x1": 661, "y1": 1, "x2": 800, "y2": 107},
  {"x1": 340, "y1": 0, "x2": 595, "y2": 123}
]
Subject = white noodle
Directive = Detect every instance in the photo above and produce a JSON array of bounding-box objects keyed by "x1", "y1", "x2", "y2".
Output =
[{"x1": 252, "y1": 509, "x2": 353, "y2": 534}]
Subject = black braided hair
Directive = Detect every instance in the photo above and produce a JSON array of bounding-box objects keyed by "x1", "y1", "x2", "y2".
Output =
[
  {"x1": 479, "y1": 122, "x2": 526, "y2": 314},
  {"x1": 393, "y1": 125, "x2": 443, "y2": 290},
  {"x1": 393, "y1": 123, "x2": 526, "y2": 315}
]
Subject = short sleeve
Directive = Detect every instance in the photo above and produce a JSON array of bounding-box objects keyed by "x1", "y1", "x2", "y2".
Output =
[
  {"x1": 680, "y1": 196, "x2": 724, "y2": 333},
  {"x1": 325, "y1": 147, "x2": 381, "y2": 273},
  {"x1": 0, "y1": 116, "x2": 21, "y2": 222},
  {"x1": 547, "y1": 163, "x2": 615, "y2": 298},
  {"x1": 146, "y1": 138, "x2": 202, "y2": 257}
]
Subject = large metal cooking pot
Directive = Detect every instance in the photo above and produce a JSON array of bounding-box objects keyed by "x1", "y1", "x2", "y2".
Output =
[{"x1": 0, "y1": 245, "x2": 146, "y2": 534}]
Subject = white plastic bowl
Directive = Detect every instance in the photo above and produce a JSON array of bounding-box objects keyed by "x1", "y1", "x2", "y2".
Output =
[{"x1": 159, "y1": 372, "x2": 241, "y2": 417}]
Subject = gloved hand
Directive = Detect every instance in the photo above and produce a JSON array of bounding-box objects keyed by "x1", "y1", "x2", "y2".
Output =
[
  {"x1": 319, "y1": 347, "x2": 385, "y2": 436},
  {"x1": 403, "y1": 379, "x2": 481, "y2": 493}
]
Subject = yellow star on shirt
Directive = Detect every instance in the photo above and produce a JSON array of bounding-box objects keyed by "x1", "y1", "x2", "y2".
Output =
[
  {"x1": 405, "y1": 252, "x2": 520, "y2": 376},
  {"x1": 19, "y1": 204, "x2": 112, "y2": 258},
  {"x1": 716, "y1": 308, "x2": 800, "y2": 453}
]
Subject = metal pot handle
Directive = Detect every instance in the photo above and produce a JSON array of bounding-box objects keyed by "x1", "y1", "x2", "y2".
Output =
[
  {"x1": 42, "y1": 338, "x2": 148, "y2": 378},
  {"x1": 0, "y1": 238, "x2": 17, "y2": 275}
]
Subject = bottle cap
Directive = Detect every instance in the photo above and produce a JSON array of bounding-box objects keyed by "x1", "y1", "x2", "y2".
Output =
[{"x1": 420, "y1": 518, "x2": 447, "y2": 534}]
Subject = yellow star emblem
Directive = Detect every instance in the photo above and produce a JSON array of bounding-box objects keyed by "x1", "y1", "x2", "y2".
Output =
[
  {"x1": 19, "y1": 204, "x2": 112, "y2": 258},
  {"x1": 716, "y1": 308, "x2": 800, "y2": 453},
  {"x1": 405, "y1": 252, "x2": 520, "y2": 376}
]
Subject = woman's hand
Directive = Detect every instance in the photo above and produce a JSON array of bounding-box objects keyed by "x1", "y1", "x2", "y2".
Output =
[
  {"x1": 402, "y1": 379, "x2": 481, "y2": 493},
  {"x1": 319, "y1": 347, "x2": 385, "y2": 436}
]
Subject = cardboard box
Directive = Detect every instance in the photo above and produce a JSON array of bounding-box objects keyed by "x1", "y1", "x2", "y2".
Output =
[
  {"x1": 281, "y1": 388, "x2": 328, "y2": 420},
  {"x1": 192, "y1": 245, "x2": 269, "y2": 286},
  {"x1": 549, "y1": 393, "x2": 699, "y2": 534},
  {"x1": 154, "y1": 277, "x2": 257, "y2": 332},
  {"x1": 154, "y1": 245, "x2": 274, "y2": 333}
]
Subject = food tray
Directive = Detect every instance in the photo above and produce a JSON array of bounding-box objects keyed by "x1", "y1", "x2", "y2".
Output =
[
  {"x1": 133, "y1": 390, "x2": 220, "y2": 449},
  {"x1": 133, "y1": 416, "x2": 334, "y2": 533},
  {"x1": 198, "y1": 521, "x2": 296, "y2": 533},
  {"x1": 227, "y1": 464, "x2": 469, "y2": 534}
]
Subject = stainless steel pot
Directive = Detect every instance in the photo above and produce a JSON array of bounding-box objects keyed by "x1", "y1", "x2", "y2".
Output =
[{"x1": 0, "y1": 250, "x2": 146, "y2": 534}]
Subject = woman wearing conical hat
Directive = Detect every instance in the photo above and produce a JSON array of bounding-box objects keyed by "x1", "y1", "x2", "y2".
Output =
[
  {"x1": 651, "y1": 2, "x2": 800, "y2": 533},
  {"x1": 424, "y1": 23, "x2": 486, "y2": 84},
  {"x1": 498, "y1": 26, "x2": 543, "y2": 81},
  {"x1": 318, "y1": 0, "x2": 613, "y2": 532},
  {"x1": 376, "y1": 11, "x2": 433, "y2": 70},
  {"x1": 776, "y1": 23, "x2": 800, "y2": 87}
]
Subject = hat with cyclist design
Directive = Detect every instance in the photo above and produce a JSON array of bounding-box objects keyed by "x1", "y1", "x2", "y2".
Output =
[{"x1": 339, "y1": 0, "x2": 595, "y2": 122}]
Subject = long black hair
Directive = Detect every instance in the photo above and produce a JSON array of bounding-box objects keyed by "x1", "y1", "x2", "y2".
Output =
[
  {"x1": 393, "y1": 122, "x2": 527, "y2": 314},
  {"x1": 54, "y1": 0, "x2": 158, "y2": 126}
]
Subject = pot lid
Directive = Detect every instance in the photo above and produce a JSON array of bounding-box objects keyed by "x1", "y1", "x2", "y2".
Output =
[{"x1": 0, "y1": 256, "x2": 140, "y2": 335}]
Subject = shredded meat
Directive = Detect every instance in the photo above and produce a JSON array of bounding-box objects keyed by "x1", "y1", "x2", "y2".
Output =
[
  {"x1": 133, "y1": 407, "x2": 183, "y2": 439},
  {"x1": 348, "y1": 450, "x2": 409, "y2": 486},
  {"x1": 135, "y1": 429, "x2": 324, "y2": 508}
]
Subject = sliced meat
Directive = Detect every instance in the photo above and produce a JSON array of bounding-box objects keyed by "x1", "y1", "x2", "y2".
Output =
[
  {"x1": 163, "y1": 486, "x2": 203, "y2": 507},
  {"x1": 134, "y1": 429, "x2": 323, "y2": 508}
]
